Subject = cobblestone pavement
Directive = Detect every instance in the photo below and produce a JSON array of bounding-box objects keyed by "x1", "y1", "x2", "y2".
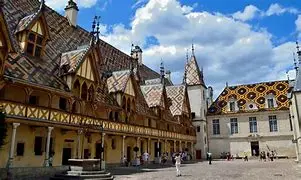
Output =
[{"x1": 112, "y1": 159, "x2": 301, "y2": 180}]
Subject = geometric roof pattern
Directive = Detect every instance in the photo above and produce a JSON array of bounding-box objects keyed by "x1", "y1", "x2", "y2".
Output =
[
  {"x1": 184, "y1": 55, "x2": 205, "y2": 86},
  {"x1": 140, "y1": 84, "x2": 164, "y2": 108},
  {"x1": 207, "y1": 80, "x2": 290, "y2": 116},
  {"x1": 166, "y1": 85, "x2": 187, "y2": 116},
  {"x1": 107, "y1": 70, "x2": 131, "y2": 93},
  {"x1": 15, "y1": 12, "x2": 39, "y2": 34},
  {"x1": 60, "y1": 45, "x2": 90, "y2": 74}
]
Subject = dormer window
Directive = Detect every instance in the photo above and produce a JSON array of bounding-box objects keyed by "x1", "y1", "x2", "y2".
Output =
[
  {"x1": 26, "y1": 30, "x2": 44, "y2": 57},
  {"x1": 229, "y1": 102, "x2": 235, "y2": 111},
  {"x1": 15, "y1": 13, "x2": 50, "y2": 58},
  {"x1": 267, "y1": 98, "x2": 274, "y2": 108},
  {"x1": 265, "y1": 94, "x2": 277, "y2": 109},
  {"x1": 228, "y1": 97, "x2": 237, "y2": 112}
]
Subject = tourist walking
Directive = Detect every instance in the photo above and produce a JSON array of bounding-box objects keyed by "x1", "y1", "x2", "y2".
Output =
[{"x1": 175, "y1": 153, "x2": 182, "y2": 177}]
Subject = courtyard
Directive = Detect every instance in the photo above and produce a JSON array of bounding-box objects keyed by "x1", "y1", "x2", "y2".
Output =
[{"x1": 112, "y1": 159, "x2": 301, "y2": 180}]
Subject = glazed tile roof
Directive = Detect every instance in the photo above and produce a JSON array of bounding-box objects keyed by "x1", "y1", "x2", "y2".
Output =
[
  {"x1": 207, "y1": 80, "x2": 289, "y2": 116},
  {"x1": 60, "y1": 45, "x2": 91, "y2": 74},
  {"x1": 3, "y1": 0, "x2": 92, "y2": 91},
  {"x1": 15, "y1": 12, "x2": 39, "y2": 34},
  {"x1": 140, "y1": 84, "x2": 164, "y2": 108},
  {"x1": 166, "y1": 85, "x2": 187, "y2": 116},
  {"x1": 184, "y1": 55, "x2": 205, "y2": 86},
  {"x1": 107, "y1": 70, "x2": 131, "y2": 93}
]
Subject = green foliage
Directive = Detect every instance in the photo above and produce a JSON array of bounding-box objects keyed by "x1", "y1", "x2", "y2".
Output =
[{"x1": 0, "y1": 111, "x2": 7, "y2": 149}]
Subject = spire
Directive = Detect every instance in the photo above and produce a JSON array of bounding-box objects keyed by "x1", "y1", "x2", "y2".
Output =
[
  {"x1": 192, "y1": 43, "x2": 195, "y2": 57},
  {"x1": 91, "y1": 16, "x2": 100, "y2": 43},
  {"x1": 39, "y1": 0, "x2": 45, "y2": 11},
  {"x1": 160, "y1": 60, "x2": 165, "y2": 85},
  {"x1": 297, "y1": 41, "x2": 301, "y2": 64},
  {"x1": 293, "y1": 52, "x2": 298, "y2": 74},
  {"x1": 183, "y1": 50, "x2": 189, "y2": 85}
]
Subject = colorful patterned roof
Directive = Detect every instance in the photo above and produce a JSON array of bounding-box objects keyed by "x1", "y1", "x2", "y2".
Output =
[
  {"x1": 15, "y1": 12, "x2": 39, "y2": 34},
  {"x1": 184, "y1": 55, "x2": 205, "y2": 86},
  {"x1": 207, "y1": 80, "x2": 289, "y2": 116},
  {"x1": 60, "y1": 45, "x2": 90, "y2": 74},
  {"x1": 107, "y1": 70, "x2": 131, "y2": 93},
  {"x1": 166, "y1": 85, "x2": 186, "y2": 116},
  {"x1": 140, "y1": 84, "x2": 164, "y2": 108}
]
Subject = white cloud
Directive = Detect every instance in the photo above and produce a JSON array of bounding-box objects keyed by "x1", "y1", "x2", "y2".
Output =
[
  {"x1": 45, "y1": 0, "x2": 98, "y2": 10},
  {"x1": 232, "y1": 5, "x2": 260, "y2": 21},
  {"x1": 100, "y1": 0, "x2": 296, "y2": 96},
  {"x1": 266, "y1": 3, "x2": 298, "y2": 16}
]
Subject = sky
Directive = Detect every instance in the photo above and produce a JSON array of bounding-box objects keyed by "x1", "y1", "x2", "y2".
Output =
[{"x1": 46, "y1": 0, "x2": 301, "y2": 97}]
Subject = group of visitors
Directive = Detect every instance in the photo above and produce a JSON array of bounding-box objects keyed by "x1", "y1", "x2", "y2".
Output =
[{"x1": 259, "y1": 151, "x2": 276, "y2": 161}]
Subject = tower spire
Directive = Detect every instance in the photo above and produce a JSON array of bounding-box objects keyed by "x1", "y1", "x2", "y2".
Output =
[
  {"x1": 297, "y1": 41, "x2": 301, "y2": 64},
  {"x1": 183, "y1": 50, "x2": 189, "y2": 85},
  {"x1": 192, "y1": 43, "x2": 195, "y2": 56},
  {"x1": 160, "y1": 59, "x2": 165, "y2": 85}
]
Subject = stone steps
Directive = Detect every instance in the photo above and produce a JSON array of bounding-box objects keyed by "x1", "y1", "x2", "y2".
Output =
[{"x1": 50, "y1": 171, "x2": 114, "y2": 180}]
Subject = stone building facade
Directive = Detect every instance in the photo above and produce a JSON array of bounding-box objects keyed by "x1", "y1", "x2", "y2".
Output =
[
  {"x1": 0, "y1": 0, "x2": 196, "y2": 171},
  {"x1": 207, "y1": 81, "x2": 295, "y2": 158}
]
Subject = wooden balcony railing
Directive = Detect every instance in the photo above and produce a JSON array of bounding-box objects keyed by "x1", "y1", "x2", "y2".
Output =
[{"x1": 0, "y1": 100, "x2": 196, "y2": 141}]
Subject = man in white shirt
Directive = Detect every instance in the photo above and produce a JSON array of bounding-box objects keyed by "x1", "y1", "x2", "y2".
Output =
[{"x1": 175, "y1": 153, "x2": 182, "y2": 177}]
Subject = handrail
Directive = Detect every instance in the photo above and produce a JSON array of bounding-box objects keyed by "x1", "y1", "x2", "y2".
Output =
[{"x1": 0, "y1": 100, "x2": 196, "y2": 141}]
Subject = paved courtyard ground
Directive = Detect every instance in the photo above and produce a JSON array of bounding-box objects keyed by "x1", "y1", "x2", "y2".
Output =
[{"x1": 111, "y1": 159, "x2": 301, "y2": 180}]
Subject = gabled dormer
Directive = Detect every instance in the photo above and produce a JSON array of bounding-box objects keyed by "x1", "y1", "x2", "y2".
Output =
[
  {"x1": 60, "y1": 43, "x2": 100, "y2": 101},
  {"x1": 15, "y1": 2, "x2": 50, "y2": 58}
]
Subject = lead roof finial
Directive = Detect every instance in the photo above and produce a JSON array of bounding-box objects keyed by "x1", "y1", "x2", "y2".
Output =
[
  {"x1": 160, "y1": 59, "x2": 165, "y2": 85},
  {"x1": 297, "y1": 41, "x2": 301, "y2": 64},
  {"x1": 39, "y1": 0, "x2": 45, "y2": 11},
  {"x1": 192, "y1": 43, "x2": 195, "y2": 56}
]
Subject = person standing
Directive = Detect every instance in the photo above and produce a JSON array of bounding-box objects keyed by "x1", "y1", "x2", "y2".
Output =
[
  {"x1": 143, "y1": 152, "x2": 149, "y2": 166},
  {"x1": 207, "y1": 152, "x2": 212, "y2": 165},
  {"x1": 175, "y1": 153, "x2": 182, "y2": 177}
]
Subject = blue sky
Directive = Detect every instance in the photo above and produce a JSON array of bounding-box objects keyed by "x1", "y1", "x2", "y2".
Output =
[{"x1": 47, "y1": 0, "x2": 301, "y2": 96}]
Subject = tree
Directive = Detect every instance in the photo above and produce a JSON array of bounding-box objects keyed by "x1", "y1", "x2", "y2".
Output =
[{"x1": 0, "y1": 111, "x2": 7, "y2": 149}]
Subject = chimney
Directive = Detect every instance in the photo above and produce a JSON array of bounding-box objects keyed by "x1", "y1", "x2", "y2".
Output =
[
  {"x1": 131, "y1": 45, "x2": 143, "y2": 65},
  {"x1": 165, "y1": 70, "x2": 171, "y2": 82},
  {"x1": 65, "y1": 0, "x2": 79, "y2": 27}
]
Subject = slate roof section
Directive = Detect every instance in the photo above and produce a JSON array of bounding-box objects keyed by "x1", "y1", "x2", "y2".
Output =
[
  {"x1": 166, "y1": 85, "x2": 186, "y2": 116},
  {"x1": 107, "y1": 70, "x2": 131, "y2": 93},
  {"x1": 15, "y1": 13, "x2": 39, "y2": 33},
  {"x1": 184, "y1": 55, "x2": 205, "y2": 86},
  {"x1": 207, "y1": 80, "x2": 289, "y2": 116},
  {"x1": 60, "y1": 45, "x2": 91, "y2": 74},
  {"x1": 140, "y1": 84, "x2": 164, "y2": 108},
  {"x1": 3, "y1": 0, "x2": 91, "y2": 91}
]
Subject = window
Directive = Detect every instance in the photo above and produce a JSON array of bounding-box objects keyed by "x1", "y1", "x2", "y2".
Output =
[
  {"x1": 212, "y1": 119, "x2": 220, "y2": 135},
  {"x1": 191, "y1": 112, "x2": 195, "y2": 119},
  {"x1": 269, "y1": 115, "x2": 278, "y2": 132},
  {"x1": 229, "y1": 102, "x2": 235, "y2": 112},
  {"x1": 26, "y1": 32, "x2": 44, "y2": 57},
  {"x1": 267, "y1": 98, "x2": 274, "y2": 108},
  {"x1": 59, "y1": 97, "x2": 67, "y2": 111},
  {"x1": 16, "y1": 142, "x2": 25, "y2": 156},
  {"x1": 249, "y1": 117, "x2": 257, "y2": 133},
  {"x1": 111, "y1": 139, "x2": 116, "y2": 149},
  {"x1": 289, "y1": 114, "x2": 293, "y2": 131},
  {"x1": 204, "y1": 137, "x2": 207, "y2": 144},
  {"x1": 230, "y1": 118, "x2": 238, "y2": 134},
  {"x1": 204, "y1": 125, "x2": 206, "y2": 132},
  {"x1": 34, "y1": 136, "x2": 43, "y2": 155},
  {"x1": 197, "y1": 126, "x2": 201, "y2": 132},
  {"x1": 203, "y1": 90, "x2": 205, "y2": 100},
  {"x1": 29, "y1": 95, "x2": 39, "y2": 105}
]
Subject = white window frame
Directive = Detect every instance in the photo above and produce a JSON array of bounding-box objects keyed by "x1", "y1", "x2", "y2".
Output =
[
  {"x1": 249, "y1": 117, "x2": 257, "y2": 133},
  {"x1": 269, "y1": 115, "x2": 278, "y2": 132},
  {"x1": 230, "y1": 118, "x2": 238, "y2": 134},
  {"x1": 212, "y1": 119, "x2": 220, "y2": 135}
]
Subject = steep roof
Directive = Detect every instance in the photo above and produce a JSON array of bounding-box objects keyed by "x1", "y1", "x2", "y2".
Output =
[
  {"x1": 208, "y1": 80, "x2": 289, "y2": 116},
  {"x1": 166, "y1": 85, "x2": 187, "y2": 116},
  {"x1": 3, "y1": 0, "x2": 91, "y2": 91},
  {"x1": 184, "y1": 55, "x2": 205, "y2": 86},
  {"x1": 107, "y1": 70, "x2": 131, "y2": 93},
  {"x1": 140, "y1": 84, "x2": 164, "y2": 108}
]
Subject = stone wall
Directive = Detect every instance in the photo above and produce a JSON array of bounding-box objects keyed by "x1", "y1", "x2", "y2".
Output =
[{"x1": 0, "y1": 166, "x2": 69, "y2": 180}]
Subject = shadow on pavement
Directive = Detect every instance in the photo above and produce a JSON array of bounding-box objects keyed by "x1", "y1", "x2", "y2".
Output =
[{"x1": 108, "y1": 161, "x2": 199, "y2": 176}]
